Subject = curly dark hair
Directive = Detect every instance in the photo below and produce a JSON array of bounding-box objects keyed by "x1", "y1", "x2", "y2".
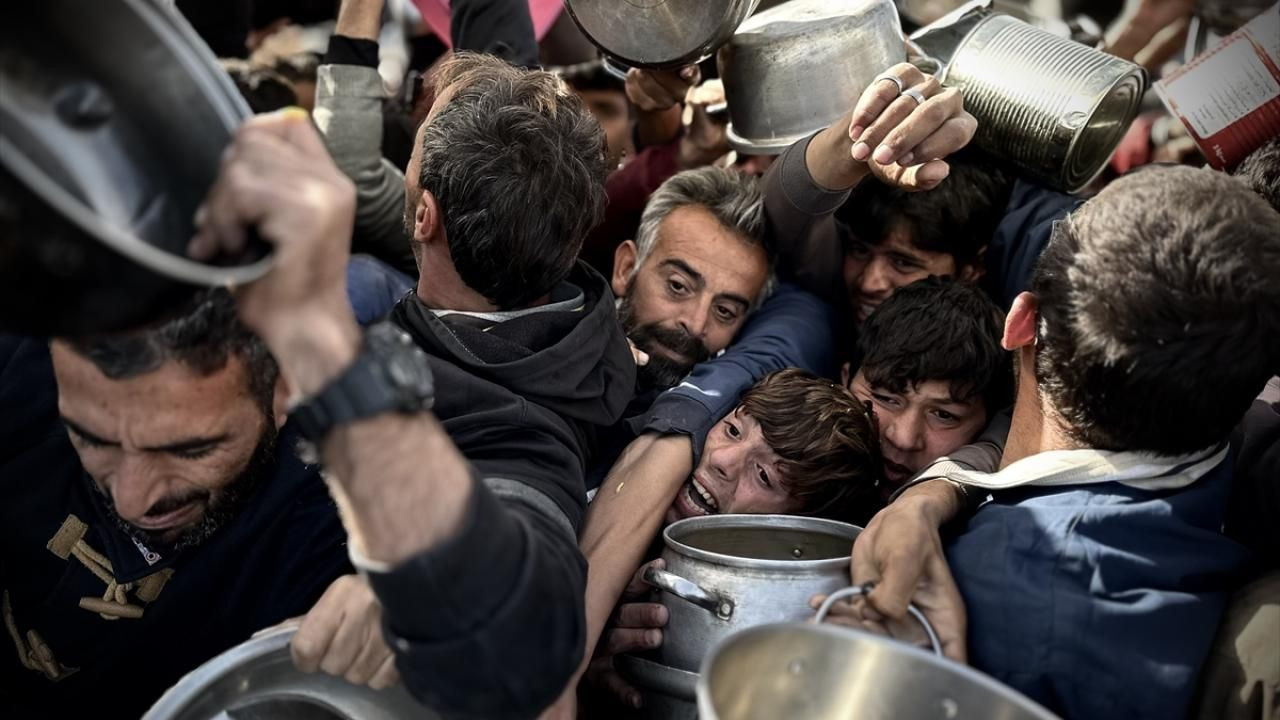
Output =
[
  {"x1": 857, "y1": 276, "x2": 1012, "y2": 414},
  {"x1": 738, "y1": 369, "x2": 882, "y2": 524},
  {"x1": 1232, "y1": 135, "x2": 1280, "y2": 213},
  {"x1": 65, "y1": 289, "x2": 278, "y2": 417},
  {"x1": 419, "y1": 52, "x2": 610, "y2": 309},
  {"x1": 1031, "y1": 165, "x2": 1280, "y2": 455}
]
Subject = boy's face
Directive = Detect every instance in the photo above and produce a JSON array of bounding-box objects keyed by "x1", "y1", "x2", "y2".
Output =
[
  {"x1": 842, "y1": 224, "x2": 979, "y2": 325},
  {"x1": 846, "y1": 367, "x2": 987, "y2": 491},
  {"x1": 665, "y1": 408, "x2": 803, "y2": 524}
]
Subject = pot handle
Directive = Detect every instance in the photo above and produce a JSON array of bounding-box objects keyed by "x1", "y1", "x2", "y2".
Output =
[
  {"x1": 813, "y1": 584, "x2": 943, "y2": 657},
  {"x1": 643, "y1": 566, "x2": 734, "y2": 620},
  {"x1": 603, "y1": 56, "x2": 633, "y2": 81}
]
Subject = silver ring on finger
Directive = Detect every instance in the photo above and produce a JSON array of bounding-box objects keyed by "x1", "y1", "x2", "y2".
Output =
[
  {"x1": 873, "y1": 73, "x2": 906, "y2": 96},
  {"x1": 902, "y1": 87, "x2": 927, "y2": 106}
]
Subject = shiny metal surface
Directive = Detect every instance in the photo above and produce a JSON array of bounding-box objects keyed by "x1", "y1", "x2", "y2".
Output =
[
  {"x1": 564, "y1": 0, "x2": 761, "y2": 69},
  {"x1": 143, "y1": 628, "x2": 430, "y2": 720},
  {"x1": 940, "y1": 13, "x2": 1148, "y2": 191},
  {"x1": 0, "y1": 0, "x2": 271, "y2": 335},
  {"x1": 697, "y1": 622, "x2": 1062, "y2": 720},
  {"x1": 718, "y1": 0, "x2": 905, "y2": 155},
  {"x1": 649, "y1": 514, "x2": 860, "y2": 672},
  {"x1": 616, "y1": 654, "x2": 699, "y2": 720},
  {"x1": 814, "y1": 585, "x2": 942, "y2": 656}
]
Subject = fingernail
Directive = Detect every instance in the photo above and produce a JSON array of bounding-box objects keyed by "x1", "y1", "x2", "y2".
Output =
[
  {"x1": 281, "y1": 106, "x2": 308, "y2": 120},
  {"x1": 646, "y1": 630, "x2": 662, "y2": 647},
  {"x1": 631, "y1": 693, "x2": 643, "y2": 709},
  {"x1": 636, "y1": 350, "x2": 650, "y2": 366},
  {"x1": 873, "y1": 144, "x2": 895, "y2": 164},
  {"x1": 193, "y1": 204, "x2": 207, "y2": 228},
  {"x1": 849, "y1": 125, "x2": 864, "y2": 142},
  {"x1": 681, "y1": 67, "x2": 697, "y2": 81},
  {"x1": 852, "y1": 142, "x2": 871, "y2": 162},
  {"x1": 898, "y1": 151, "x2": 914, "y2": 166}
]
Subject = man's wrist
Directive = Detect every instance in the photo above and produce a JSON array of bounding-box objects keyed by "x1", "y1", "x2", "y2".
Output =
[
  {"x1": 334, "y1": 0, "x2": 385, "y2": 41},
  {"x1": 269, "y1": 306, "x2": 362, "y2": 399},
  {"x1": 807, "y1": 117, "x2": 872, "y2": 191},
  {"x1": 896, "y1": 478, "x2": 963, "y2": 527}
]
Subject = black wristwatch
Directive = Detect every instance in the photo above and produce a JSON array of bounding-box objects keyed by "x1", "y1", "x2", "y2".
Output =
[{"x1": 290, "y1": 322, "x2": 435, "y2": 444}]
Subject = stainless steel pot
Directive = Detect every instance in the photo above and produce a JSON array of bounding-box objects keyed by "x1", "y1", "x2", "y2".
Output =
[
  {"x1": 143, "y1": 627, "x2": 429, "y2": 720},
  {"x1": 937, "y1": 10, "x2": 1148, "y2": 191},
  {"x1": 564, "y1": 0, "x2": 761, "y2": 70},
  {"x1": 718, "y1": 0, "x2": 905, "y2": 155},
  {"x1": 0, "y1": 0, "x2": 270, "y2": 335},
  {"x1": 698, "y1": 587, "x2": 1061, "y2": 720},
  {"x1": 645, "y1": 514, "x2": 860, "y2": 672},
  {"x1": 615, "y1": 654, "x2": 699, "y2": 720}
]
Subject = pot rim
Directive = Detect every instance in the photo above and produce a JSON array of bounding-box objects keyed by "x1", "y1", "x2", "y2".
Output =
[
  {"x1": 696, "y1": 621, "x2": 1063, "y2": 720},
  {"x1": 662, "y1": 514, "x2": 859, "y2": 571}
]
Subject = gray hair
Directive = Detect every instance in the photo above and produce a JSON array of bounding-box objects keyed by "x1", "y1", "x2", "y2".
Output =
[{"x1": 634, "y1": 167, "x2": 775, "y2": 310}]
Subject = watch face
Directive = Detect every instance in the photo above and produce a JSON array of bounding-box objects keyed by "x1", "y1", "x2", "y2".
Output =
[{"x1": 371, "y1": 324, "x2": 434, "y2": 404}]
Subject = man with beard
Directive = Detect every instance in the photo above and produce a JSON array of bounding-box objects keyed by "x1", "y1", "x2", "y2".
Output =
[{"x1": 0, "y1": 290, "x2": 353, "y2": 718}]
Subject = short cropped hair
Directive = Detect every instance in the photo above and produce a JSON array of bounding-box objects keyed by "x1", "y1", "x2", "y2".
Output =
[
  {"x1": 420, "y1": 52, "x2": 610, "y2": 309},
  {"x1": 837, "y1": 149, "x2": 1012, "y2": 268},
  {"x1": 858, "y1": 276, "x2": 1011, "y2": 413},
  {"x1": 1232, "y1": 135, "x2": 1280, "y2": 213},
  {"x1": 635, "y1": 167, "x2": 775, "y2": 309},
  {"x1": 65, "y1": 289, "x2": 278, "y2": 416},
  {"x1": 738, "y1": 369, "x2": 882, "y2": 523},
  {"x1": 1032, "y1": 165, "x2": 1280, "y2": 455}
]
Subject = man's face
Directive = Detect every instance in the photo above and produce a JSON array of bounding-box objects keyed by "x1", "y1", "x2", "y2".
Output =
[
  {"x1": 616, "y1": 206, "x2": 770, "y2": 390},
  {"x1": 575, "y1": 87, "x2": 631, "y2": 170},
  {"x1": 665, "y1": 408, "x2": 802, "y2": 524},
  {"x1": 50, "y1": 343, "x2": 276, "y2": 550},
  {"x1": 843, "y1": 224, "x2": 959, "y2": 325},
  {"x1": 847, "y1": 369, "x2": 986, "y2": 490}
]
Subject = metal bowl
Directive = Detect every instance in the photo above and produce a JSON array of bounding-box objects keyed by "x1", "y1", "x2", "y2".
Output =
[
  {"x1": 718, "y1": 0, "x2": 905, "y2": 155},
  {"x1": 143, "y1": 627, "x2": 429, "y2": 720},
  {"x1": 698, "y1": 621, "x2": 1062, "y2": 720},
  {"x1": 0, "y1": 0, "x2": 271, "y2": 335},
  {"x1": 564, "y1": 0, "x2": 761, "y2": 70}
]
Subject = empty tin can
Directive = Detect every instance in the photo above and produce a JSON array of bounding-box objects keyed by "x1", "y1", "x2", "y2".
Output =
[{"x1": 941, "y1": 14, "x2": 1148, "y2": 192}]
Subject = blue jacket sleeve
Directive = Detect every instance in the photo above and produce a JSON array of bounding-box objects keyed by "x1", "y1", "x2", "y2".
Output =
[
  {"x1": 638, "y1": 284, "x2": 836, "y2": 465},
  {"x1": 982, "y1": 180, "x2": 1081, "y2": 309}
]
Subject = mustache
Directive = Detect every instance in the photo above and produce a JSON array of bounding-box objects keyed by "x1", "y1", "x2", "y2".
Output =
[
  {"x1": 143, "y1": 489, "x2": 210, "y2": 518},
  {"x1": 618, "y1": 294, "x2": 711, "y2": 390}
]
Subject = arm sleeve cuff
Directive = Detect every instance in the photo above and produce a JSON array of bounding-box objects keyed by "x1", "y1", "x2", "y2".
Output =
[
  {"x1": 778, "y1": 132, "x2": 854, "y2": 216},
  {"x1": 324, "y1": 35, "x2": 380, "y2": 68}
]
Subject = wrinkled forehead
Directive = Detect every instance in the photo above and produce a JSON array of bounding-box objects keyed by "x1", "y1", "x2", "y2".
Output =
[{"x1": 49, "y1": 341, "x2": 259, "y2": 436}]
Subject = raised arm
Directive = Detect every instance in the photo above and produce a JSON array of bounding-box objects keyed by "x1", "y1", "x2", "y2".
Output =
[{"x1": 191, "y1": 110, "x2": 586, "y2": 718}]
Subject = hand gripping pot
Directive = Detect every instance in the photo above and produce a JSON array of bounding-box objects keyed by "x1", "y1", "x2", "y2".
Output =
[
  {"x1": 697, "y1": 585, "x2": 1064, "y2": 720},
  {"x1": 643, "y1": 514, "x2": 861, "y2": 672},
  {"x1": 143, "y1": 626, "x2": 430, "y2": 720},
  {"x1": 718, "y1": 0, "x2": 906, "y2": 155},
  {"x1": 0, "y1": 0, "x2": 271, "y2": 336},
  {"x1": 565, "y1": 0, "x2": 761, "y2": 71}
]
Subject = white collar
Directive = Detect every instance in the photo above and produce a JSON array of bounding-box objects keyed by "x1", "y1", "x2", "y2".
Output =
[{"x1": 944, "y1": 443, "x2": 1228, "y2": 492}]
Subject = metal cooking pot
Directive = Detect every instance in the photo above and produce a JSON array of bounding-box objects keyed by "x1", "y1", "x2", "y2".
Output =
[
  {"x1": 564, "y1": 0, "x2": 761, "y2": 70},
  {"x1": 644, "y1": 514, "x2": 860, "y2": 672},
  {"x1": 928, "y1": 6, "x2": 1148, "y2": 191},
  {"x1": 615, "y1": 654, "x2": 699, "y2": 720},
  {"x1": 718, "y1": 0, "x2": 905, "y2": 155},
  {"x1": 698, "y1": 587, "x2": 1061, "y2": 720},
  {"x1": 143, "y1": 627, "x2": 429, "y2": 720},
  {"x1": 0, "y1": 0, "x2": 270, "y2": 336}
]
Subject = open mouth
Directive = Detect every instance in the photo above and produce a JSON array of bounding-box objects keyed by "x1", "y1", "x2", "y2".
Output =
[
  {"x1": 678, "y1": 476, "x2": 720, "y2": 517},
  {"x1": 882, "y1": 458, "x2": 914, "y2": 484},
  {"x1": 131, "y1": 500, "x2": 201, "y2": 532}
]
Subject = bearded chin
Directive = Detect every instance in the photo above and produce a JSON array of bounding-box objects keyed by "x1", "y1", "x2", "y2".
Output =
[
  {"x1": 101, "y1": 425, "x2": 279, "y2": 554},
  {"x1": 617, "y1": 292, "x2": 708, "y2": 392}
]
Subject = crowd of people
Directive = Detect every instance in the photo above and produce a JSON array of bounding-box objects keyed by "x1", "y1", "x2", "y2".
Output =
[{"x1": 2, "y1": 0, "x2": 1278, "y2": 719}]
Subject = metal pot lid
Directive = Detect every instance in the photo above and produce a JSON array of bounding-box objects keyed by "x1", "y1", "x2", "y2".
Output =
[
  {"x1": 143, "y1": 627, "x2": 429, "y2": 720},
  {"x1": 565, "y1": 0, "x2": 760, "y2": 69},
  {"x1": 0, "y1": 0, "x2": 272, "y2": 289},
  {"x1": 662, "y1": 514, "x2": 860, "y2": 571}
]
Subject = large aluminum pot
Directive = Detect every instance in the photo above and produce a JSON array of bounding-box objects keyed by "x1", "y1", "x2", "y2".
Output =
[
  {"x1": 564, "y1": 0, "x2": 760, "y2": 70},
  {"x1": 143, "y1": 627, "x2": 429, "y2": 720},
  {"x1": 645, "y1": 514, "x2": 859, "y2": 672},
  {"x1": 698, "y1": 588, "x2": 1061, "y2": 720},
  {"x1": 938, "y1": 11, "x2": 1148, "y2": 191},
  {"x1": 0, "y1": 0, "x2": 270, "y2": 336},
  {"x1": 718, "y1": 0, "x2": 904, "y2": 155}
]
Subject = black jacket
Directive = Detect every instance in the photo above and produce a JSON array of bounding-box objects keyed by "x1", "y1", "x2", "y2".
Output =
[
  {"x1": 0, "y1": 336, "x2": 352, "y2": 719},
  {"x1": 372, "y1": 261, "x2": 635, "y2": 718}
]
